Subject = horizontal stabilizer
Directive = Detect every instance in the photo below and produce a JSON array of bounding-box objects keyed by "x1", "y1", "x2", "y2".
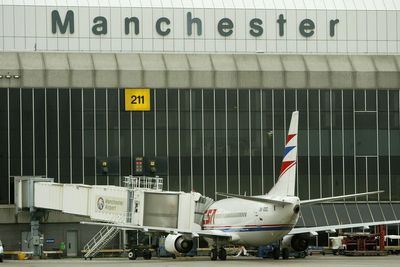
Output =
[
  {"x1": 300, "y1": 191, "x2": 384, "y2": 205},
  {"x1": 216, "y1": 192, "x2": 292, "y2": 205}
]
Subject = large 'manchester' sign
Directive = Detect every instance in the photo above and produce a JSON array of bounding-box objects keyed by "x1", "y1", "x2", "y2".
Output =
[{"x1": 51, "y1": 10, "x2": 340, "y2": 38}]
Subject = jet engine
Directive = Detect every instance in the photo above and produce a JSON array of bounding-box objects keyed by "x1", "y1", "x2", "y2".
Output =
[
  {"x1": 282, "y1": 234, "x2": 309, "y2": 252},
  {"x1": 164, "y1": 234, "x2": 193, "y2": 254}
]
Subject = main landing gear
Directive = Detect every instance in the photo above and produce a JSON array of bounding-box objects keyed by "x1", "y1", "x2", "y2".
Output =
[{"x1": 210, "y1": 247, "x2": 227, "y2": 261}]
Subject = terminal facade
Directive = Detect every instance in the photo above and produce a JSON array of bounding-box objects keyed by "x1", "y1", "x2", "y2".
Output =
[{"x1": 1, "y1": 0, "x2": 400, "y2": 253}]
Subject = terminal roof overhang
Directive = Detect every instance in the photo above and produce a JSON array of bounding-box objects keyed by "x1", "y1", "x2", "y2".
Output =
[{"x1": 1, "y1": 52, "x2": 400, "y2": 89}]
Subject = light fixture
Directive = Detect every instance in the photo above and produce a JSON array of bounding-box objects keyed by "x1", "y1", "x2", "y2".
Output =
[
  {"x1": 13, "y1": 75, "x2": 20, "y2": 79},
  {"x1": 0, "y1": 75, "x2": 3, "y2": 79},
  {"x1": 5, "y1": 74, "x2": 11, "y2": 79}
]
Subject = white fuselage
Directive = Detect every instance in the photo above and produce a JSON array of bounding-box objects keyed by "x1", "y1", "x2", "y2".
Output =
[{"x1": 202, "y1": 197, "x2": 300, "y2": 247}]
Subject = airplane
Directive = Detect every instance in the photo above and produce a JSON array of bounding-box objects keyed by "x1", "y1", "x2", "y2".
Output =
[{"x1": 82, "y1": 111, "x2": 400, "y2": 261}]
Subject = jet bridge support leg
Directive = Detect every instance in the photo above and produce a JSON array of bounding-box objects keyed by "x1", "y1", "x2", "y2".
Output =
[{"x1": 29, "y1": 210, "x2": 46, "y2": 258}]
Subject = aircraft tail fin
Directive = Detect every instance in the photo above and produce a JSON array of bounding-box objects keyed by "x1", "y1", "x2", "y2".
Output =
[{"x1": 267, "y1": 111, "x2": 299, "y2": 197}]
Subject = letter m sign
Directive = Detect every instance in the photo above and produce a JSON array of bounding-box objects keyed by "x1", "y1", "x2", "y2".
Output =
[{"x1": 52, "y1": 10, "x2": 74, "y2": 34}]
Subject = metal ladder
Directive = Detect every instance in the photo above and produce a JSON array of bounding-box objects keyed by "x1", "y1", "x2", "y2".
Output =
[
  {"x1": 83, "y1": 213, "x2": 130, "y2": 259},
  {"x1": 83, "y1": 225, "x2": 120, "y2": 259}
]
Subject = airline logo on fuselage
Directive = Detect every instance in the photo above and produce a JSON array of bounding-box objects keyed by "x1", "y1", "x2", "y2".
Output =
[{"x1": 203, "y1": 209, "x2": 217, "y2": 225}]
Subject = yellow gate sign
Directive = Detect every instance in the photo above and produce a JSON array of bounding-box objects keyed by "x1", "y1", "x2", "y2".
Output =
[{"x1": 125, "y1": 89, "x2": 151, "y2": 111}]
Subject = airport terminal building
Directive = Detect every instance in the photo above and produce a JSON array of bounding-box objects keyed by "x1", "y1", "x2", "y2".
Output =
[{"x1": 1, "y1": 0, "x2": 400, "y2": 253}]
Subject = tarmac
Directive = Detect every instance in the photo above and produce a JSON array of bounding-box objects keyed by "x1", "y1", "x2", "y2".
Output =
[{"x1": 1, "y1": 255, "x2": 399, "y2": 267}]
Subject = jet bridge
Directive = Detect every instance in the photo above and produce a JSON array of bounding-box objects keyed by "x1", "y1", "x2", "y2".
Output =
[{"x1": 14, "y1": 176, "x2": 214, "y2": 258}]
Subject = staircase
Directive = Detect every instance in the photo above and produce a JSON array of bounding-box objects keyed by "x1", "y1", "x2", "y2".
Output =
[{"x1": 83, "y1": 213, "x2": 130, "y2": 259}]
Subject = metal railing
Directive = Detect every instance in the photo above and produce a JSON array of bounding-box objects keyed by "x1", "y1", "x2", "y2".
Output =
[
  {"x1": 83, "y1": 213, "x2": 129, "y2": 259},
  {"x1": 122, "y1": 176, "x2": 163, "y2": 191}
]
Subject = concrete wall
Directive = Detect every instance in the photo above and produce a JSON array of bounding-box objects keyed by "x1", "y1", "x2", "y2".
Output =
[{"x1": 1, "y1": 52, "x2": 400, "y2": 90}]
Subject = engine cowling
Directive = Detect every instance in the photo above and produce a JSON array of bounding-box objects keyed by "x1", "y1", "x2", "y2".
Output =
[
  {"x1": 282, "y1": 234, "x2": 309, "y2": 252},
  {"x1": 164, "y1": 234, "x2": 193, "y2": 254}
]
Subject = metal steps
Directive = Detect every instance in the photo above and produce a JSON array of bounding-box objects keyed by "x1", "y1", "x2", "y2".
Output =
[
  {"x1": 83, "y1": 213, "x2": 130, "y2": 259},
  {"x1": 83, "y1": 226, "x2": 120, "y2": 259}
]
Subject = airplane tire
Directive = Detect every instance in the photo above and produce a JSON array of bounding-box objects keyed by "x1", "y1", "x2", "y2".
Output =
[
  {"x1": 128, "y1": 250, "x2": 137, "y2": 260},
  {"x1": 210, "y1": 248, "x2": 218, "y2": 261},
  {"x1": 282, "y1": 248, "x2": 289, "y2": 260},
  {"x1": 218, "y1": 248, "x2": 227, "y2": 261},
  {"x1": 143, "y1": 250, "x2": 152, "y2": 260}
]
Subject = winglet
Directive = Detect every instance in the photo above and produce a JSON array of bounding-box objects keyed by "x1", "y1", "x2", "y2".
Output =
[{"x1": 268, "y1": 111, "x2": 299, "y2": 197}]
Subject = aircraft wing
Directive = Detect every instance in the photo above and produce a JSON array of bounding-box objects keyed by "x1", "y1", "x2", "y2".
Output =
[
  {"x1": 289, "y1": 220, "x2": 400, "y2": 235},
  {"x1": 300, "y1": 191, "x2": 383, "y2": 205},
  {"x1": 80, "y1": 221, "x2": 235, "y2": 239},
  {"x1": 216, "y1": 192, "x2": 292, "y2": 205}
]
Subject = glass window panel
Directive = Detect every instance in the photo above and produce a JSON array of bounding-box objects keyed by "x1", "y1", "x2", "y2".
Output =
[
  {"x1": 71, "y1": 90, "x2": 82, "y2": 183},
  {"x1": 388, "y1": 90, "x2": 399, "y2": 111},
  {"x1": 391, "y1": 203, "x2": 400, "y2": 220},
  {"x1": 132, "y1": 115, "x2": 143, "y2": 158},
  {"x1": 365, "y1": 90, "x2": 376, "y2": 111},
  {"x1": 378, "y1": 156, "x2": 389, "y2": 200},
  {"x1": 381, "y1": 204, "x2": 396, "y2": 220},
  {"x1": 34, "y1": 89, "x2": 46, "y2": 176},
  {"x1": 390, "y1": 156, "x2": 400, "y2": 201},
  {"x1": 357, "y1": 204, "x2": 373, "y2": 222},
  {"x1": 252, "y1": 156, "x2": 262, "y2": 196},
  {"x1": 322, "y1": 204, "x2": 339, "y2": 225},
  {"x1": 355, "y1": 112, "x2": 377, "y2": 155},
  {"x1": 311, "y1": 205, "x2": 328, "y2": 226},
  {"x1": 321, "y1": 156, "x2": 331, "y2": 197},
  {"x1": 344, "y1": 156, "x2": 355, "y2": 195},
  {"x1": 250, "y1": 90, "x2": 261, "y2": 111},
  {"x1": 193, "y1": 155, "x2": 204, "y2": 195},
  {"x1": 155, "y1": 90, "x2": 167, "y2": 157},
  {"x1": 366, "y1": 157, "x2": 378, "y2": 200},
  {"x1": 168, "y1": 156, "x2": 179, "y2": 191},
  {"x1": 333, "y1": 156, "x2": 343, "y2": 196},
  {"x1": 309, "y1": 156, "x2": 320, "y2": 199},
  {"x1": 59, "y1": 89, "x2": 70, "y2": 183},
  {"x1": 334, "y1": 203, "x2": 351, "y2": 224},
  {"x1": 346, "y1": 204, "x2": 362, "y2": 223},
  {"x1": 300, "y1": 205, "x2": 316, "y2": 227},
  {"x1": 46, "y1": 90, "x2": 58, "y2": 182},
  {"x1": 181, "y1": 156, "x2": 191, "y2": 192},
  {"x1": 204, "y1": 156, "x2": 215, "y2": 199},
  {"x1": 298, "y1": 156, "x2": 309, "y2": 200},
  {"x1": 0, "y1": 89, "x2": 8, "y2": 203},
  {"x1": 228, "y1": 156, "x2": 238, "y2": 194},
  {"x1": 22, "y1": 89, "x2": 33, "y2": 175},
  {"x1": 331, "y1": 90, "x2": 342, "y2": 130},
  {"x1": 297, "y1": 90, "x2": 308, "y2": 131},
  {"x1": 378, "y1": 91, "x2": 388, "y2": 138},
  {"x1": 356, "y1": 157, "x2": 367, "y2": 200},
  {"x1": 203, "y1": 121, "x2": 214, "y2": 157},
  {"x1": 285, "y1": 90, "x2": 295, "y2": 112},
  {"x1": 83, "y1": 90, "x2": 95, "y2": 185},
  {"x1": 369, "y1": 204, "x2": 385, "y2": 221},
  {"x1": 355, "y1": 90, "x2": 365, "y2": 111}
]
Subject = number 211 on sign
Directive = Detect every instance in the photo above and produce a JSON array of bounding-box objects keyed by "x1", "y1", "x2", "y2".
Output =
[{"x1": 125, "y1": 89, "x2": 151, "y2": 111}]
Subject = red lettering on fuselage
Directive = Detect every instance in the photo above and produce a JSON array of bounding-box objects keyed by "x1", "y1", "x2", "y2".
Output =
[{"x1": 203, "y1": 209, "x2": 217, "y2": 225}]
